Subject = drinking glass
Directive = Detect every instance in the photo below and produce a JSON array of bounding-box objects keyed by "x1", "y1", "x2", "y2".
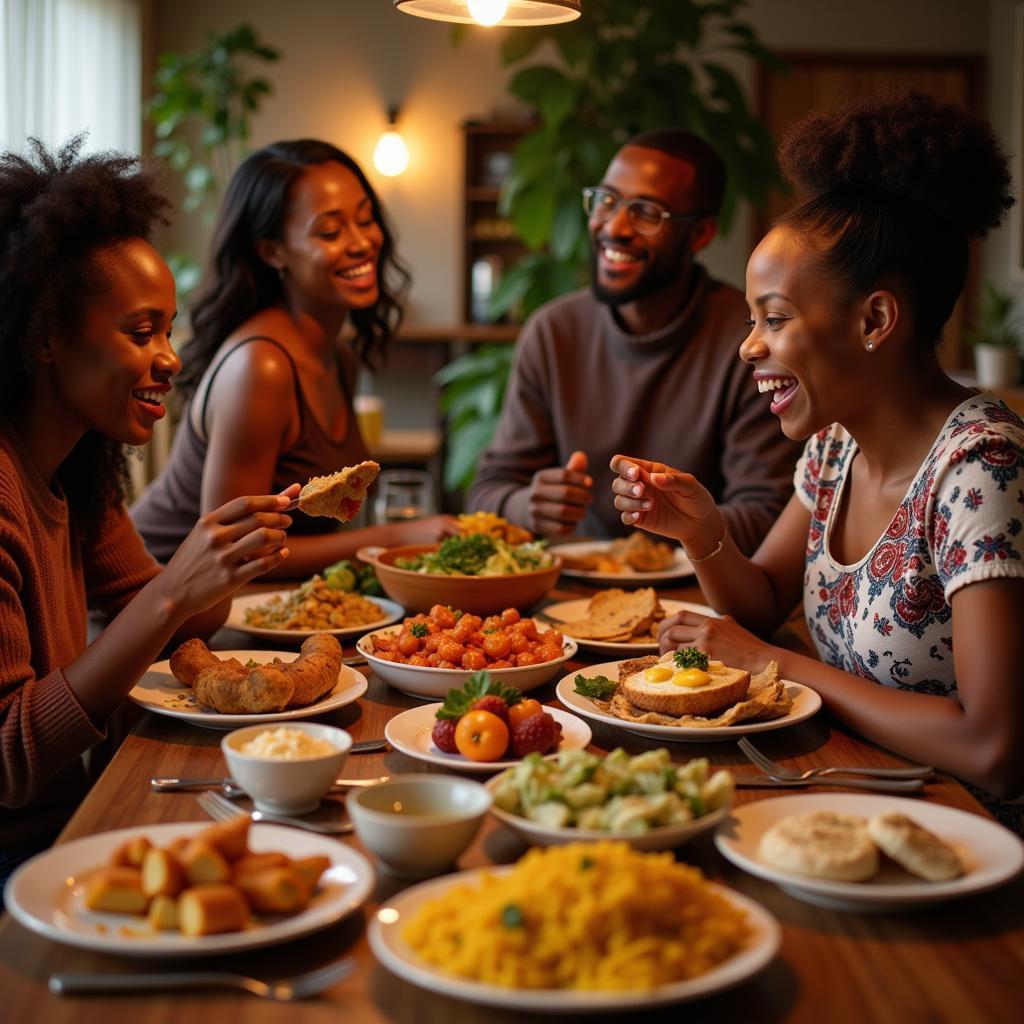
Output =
[{"x1": 373, "y1": 469, "x2": 437, "y2": 524}]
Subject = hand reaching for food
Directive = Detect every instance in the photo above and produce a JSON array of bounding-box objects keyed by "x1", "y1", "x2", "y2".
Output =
[
  {"x1": 609, "y1": 454, "x2": 724, "y2": 555},
  {"x1": 526, "y1": 449, "x2": 593, "y2": 537}
]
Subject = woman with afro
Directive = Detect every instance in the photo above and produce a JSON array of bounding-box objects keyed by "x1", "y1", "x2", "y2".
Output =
[
  {"x1": 0, "y1": 138, "x2": 298, "y2": 883},
  {"x1": 611, "y1": 91, "x2": 1024, "y2": 826}
]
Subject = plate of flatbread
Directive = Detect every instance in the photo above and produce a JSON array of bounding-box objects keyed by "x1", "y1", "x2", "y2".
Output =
[
  {"x1": 714, "y1": 793, "x2": 1024, "y2": 912},
  {"x1": 541, "y1": 590, "x2": 716, "y2": 654},
  {"x1": 556, "y1": 659, "x2": 821, "y2": 742}
]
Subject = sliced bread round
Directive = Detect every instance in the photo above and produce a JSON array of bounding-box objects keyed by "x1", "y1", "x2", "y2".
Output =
[{"x1": 759, "y1": 810, "x2": 879, "y2": 882}]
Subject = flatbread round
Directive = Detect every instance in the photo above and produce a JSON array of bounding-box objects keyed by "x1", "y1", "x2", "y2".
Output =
[
  {"x1": 867, "y1": 812, "x2": 964, "y2": 881},
  {"x1": 759, "y1": 811, "x2": 879, "y2": 881}
]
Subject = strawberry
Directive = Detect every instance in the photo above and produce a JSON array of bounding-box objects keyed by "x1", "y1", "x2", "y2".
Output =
[
  {"x1": 431, "y1": 718, "x2": 459, "y2": 754},
  {"x1": 511, "y1": 711, "x2": 562, "y2": 757},
  {"x1": 471, "y1": 694, "x2": 510, "y2": 724}
]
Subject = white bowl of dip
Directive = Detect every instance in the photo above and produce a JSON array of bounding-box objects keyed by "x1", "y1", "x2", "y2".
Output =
[{"x1": 222, "y1": 722, "x2": 352, "y2": 814}]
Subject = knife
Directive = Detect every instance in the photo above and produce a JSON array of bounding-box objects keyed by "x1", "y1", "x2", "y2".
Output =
[{"x1": 734, "y1": 774, "x2": 924, "y2": 793}]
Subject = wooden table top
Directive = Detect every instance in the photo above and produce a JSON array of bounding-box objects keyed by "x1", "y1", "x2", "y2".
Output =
[{"x1": 2, "y1": 576, "x2": 1021, "y2": 1024}]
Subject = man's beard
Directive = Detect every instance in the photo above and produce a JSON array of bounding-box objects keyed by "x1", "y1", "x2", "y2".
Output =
[{"x1": 588, "y1": 238, "x2": 688, "y2": 307}]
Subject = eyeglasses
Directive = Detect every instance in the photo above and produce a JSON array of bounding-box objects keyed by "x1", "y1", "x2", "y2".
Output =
[{"x1": 581, "y1": 186, "x2": 703, "y2": 236}]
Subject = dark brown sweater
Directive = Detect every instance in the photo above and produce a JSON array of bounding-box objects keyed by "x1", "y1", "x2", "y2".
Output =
[
  {"x1": 468, "y1": 270, "x2": 801, "y2": 551},
  {"x1": 0, "y1": 424, "x2": 159, "y2": 858}
]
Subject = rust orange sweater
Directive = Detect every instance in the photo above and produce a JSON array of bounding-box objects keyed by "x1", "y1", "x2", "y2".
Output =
[{"x1": 0, "y1": 424, "x2": 159, "y2": 858}]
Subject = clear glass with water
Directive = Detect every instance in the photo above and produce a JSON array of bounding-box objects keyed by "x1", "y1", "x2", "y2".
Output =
[{"x1": 373, "y1": 469, "x2": 437, "y2": 524}]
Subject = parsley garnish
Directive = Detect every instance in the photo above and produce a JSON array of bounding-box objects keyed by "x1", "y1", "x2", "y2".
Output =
[
  {"x1": 580, "y1": 856, "x2": 595, "y2": 871},
  {"x1": 673, "y1": 648, "x2": 709, "y2": 670},
  {"x1": 573, "y1": 674, "x2": 617, "y2": 701},
  {"x1": 410, "y1": 622, "x2": 429, "y2": 638}
]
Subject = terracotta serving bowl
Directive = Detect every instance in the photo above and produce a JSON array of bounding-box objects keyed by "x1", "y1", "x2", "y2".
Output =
[{"x1": 356, "y1": 544, "x2": 562, "y2": 616}]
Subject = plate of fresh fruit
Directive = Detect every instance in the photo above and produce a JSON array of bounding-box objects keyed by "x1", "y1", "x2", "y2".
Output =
[{"x1": 383, "y1": 672, "x2": 591, "y2": 773}]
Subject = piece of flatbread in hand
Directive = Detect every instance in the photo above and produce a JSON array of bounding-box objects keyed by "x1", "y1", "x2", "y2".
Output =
[
  {"x1": 600, "y1": 659, "x2": 792, "y2": 728},
  {"x1": 298, "y1": 460, "x2": 380, "y2": 522}
]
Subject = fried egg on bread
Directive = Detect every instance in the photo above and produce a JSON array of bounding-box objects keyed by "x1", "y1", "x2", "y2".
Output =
[{"x1": 619, "y1": 653, "x2": 750, "y2": 717}]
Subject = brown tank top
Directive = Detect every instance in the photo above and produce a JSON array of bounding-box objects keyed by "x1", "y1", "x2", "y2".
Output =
[{"x1": 130, "y1": 336, "x2": 369, "y2": 562}]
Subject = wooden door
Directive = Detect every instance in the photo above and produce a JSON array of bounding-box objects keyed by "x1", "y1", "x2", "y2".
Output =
[{"x1": 757, "y1": 54, "x2": 985, "y2": 369}]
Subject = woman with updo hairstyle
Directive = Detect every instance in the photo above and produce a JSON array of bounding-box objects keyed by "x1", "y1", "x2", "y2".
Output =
[
  {"x1": 611, "y1": 91, "x2": 1024, "y2": 826},
  {"x1": 131, "y1": 139, "x2": 453, "y2": 576},
  {"x1": 0, "y1": 137, "x2": 298, "y2": 885}
]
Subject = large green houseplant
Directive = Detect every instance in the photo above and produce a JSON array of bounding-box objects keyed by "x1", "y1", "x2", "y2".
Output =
[
  {"x1": 147, "y1": 23, "x2": 280, "y2": 295},
  {"x1": 439, "y1": 0, "x2": 784, "y2": 493}
]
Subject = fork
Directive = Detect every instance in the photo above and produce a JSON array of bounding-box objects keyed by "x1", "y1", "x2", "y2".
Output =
[
  {"x1": 50, "y1": 958, "x2": 355, "y2": 1000},
  {"x1": 738, "y1": 737, "x2": 933, "y2": 783},
  {"x1": 196, "y1": 791, "x2": 353, "y2": 835}
]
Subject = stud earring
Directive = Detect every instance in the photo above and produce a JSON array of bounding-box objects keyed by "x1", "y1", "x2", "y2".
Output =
[{"x1": 865, "y1": 340, "x2": 875, "y2": 351}]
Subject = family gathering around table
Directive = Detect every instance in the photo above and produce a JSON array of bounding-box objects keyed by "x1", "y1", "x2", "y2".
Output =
[{"x1": 1, "y1": 61, "x2": 1023, "y2": 1019}]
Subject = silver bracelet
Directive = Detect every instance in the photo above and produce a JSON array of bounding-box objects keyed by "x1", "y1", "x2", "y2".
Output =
[{"x1": 686, "y1": 524, "x2": 727, "y2": 564}]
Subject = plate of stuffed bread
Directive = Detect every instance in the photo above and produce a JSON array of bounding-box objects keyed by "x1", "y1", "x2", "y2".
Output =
[{"x1": 129, "y1": 633, "x2": 367, "y2": 730}]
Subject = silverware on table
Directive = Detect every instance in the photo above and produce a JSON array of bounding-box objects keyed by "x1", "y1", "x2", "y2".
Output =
[
  {"x1": 196, "y1": 791, "x2": 353, "y2": 835},
  {"x1": 342, "y1": 654, "x2": 367, "y2": 667},
  {"x1": 49, "y1": 958, "x2": 355, "y2": 1000},
  {"x1": 151, "y1": 774, "x2": 389, "y2": 796},
  {"x1": 733, "y1": 773, "x2": 925, "y2": 792},
  {"x1": 738, "y1": 737, "x2": 934, "y2": 782}
]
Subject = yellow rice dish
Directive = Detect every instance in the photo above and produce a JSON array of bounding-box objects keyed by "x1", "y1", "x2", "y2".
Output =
[
  {"x1": 402, "y1": 841, "x2": 751, "y2": 990},
  {"x1": 243, "y1": 576, "x2": 384, "y2": 631}
]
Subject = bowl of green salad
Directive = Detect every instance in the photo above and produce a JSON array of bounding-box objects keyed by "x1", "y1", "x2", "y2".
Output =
[
  {"x1": 487, "y1": 747, "x2": 734, "y2": 851},
  {"x1": 356, "y1": 536, "x2": 561, "y2": 615}
]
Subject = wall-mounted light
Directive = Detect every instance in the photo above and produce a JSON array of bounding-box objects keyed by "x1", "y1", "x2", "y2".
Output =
[
  {"x1": 373, "y1": 107, "x2": 410, "y2": 177},
  {"x1": 393, "y1": 0, "x2": 582, "y2": 27}
]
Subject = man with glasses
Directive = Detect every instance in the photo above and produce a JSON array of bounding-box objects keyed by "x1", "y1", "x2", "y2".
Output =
[{"x1": 468, "y1": 129, "x2": 799, "y2": 548}]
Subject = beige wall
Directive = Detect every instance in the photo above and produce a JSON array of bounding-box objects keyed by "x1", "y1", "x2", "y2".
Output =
[{"x1": 152, "y1": 0, "x2": 1009, "y2": 324}]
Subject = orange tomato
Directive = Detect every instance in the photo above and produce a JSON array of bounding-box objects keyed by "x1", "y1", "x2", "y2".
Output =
[
  {"x1": 507, "y1": 699, "x2": 543, "y2": 729},
  {"x1": 454, "y1": 710, "x2": 510, "y2": 761}
]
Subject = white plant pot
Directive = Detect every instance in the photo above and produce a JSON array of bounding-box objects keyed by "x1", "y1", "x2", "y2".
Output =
[{"x1": 974, "y1": 344, "x2": 1020, "y2": 388}]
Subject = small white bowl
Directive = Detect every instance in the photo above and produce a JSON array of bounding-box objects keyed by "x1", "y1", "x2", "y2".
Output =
[
  {"x1": 355, "y1": 626, "x2": 577, "y2": 700},
  {"x1": 347, "y1": 774, "x2": 492, "y2": 878},
  {"x1": 222, "y1": 722, "x2": 352, "y2": 814}
]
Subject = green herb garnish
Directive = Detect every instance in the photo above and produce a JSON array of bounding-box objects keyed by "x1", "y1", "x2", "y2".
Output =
[
  {"x1": 245, "y1": 658, "x2": 258, "y2": 668},
  {"x1": 410, "y1": 622, "x2": 429, "y2": 638},
  {"x1": 673, "y1": 648, "x2": 709, "y2": 670},
  {"x1": 580, "y1": 856, "x2": 595, "y2": 871},
  {"x1": 573, "y1": 674, "x2": 617, "y2": 701},
  {"x1": 436, "y1": 670, "x2": 523, "y2": 721},
  {"x1": 501, "y1": 904, "x2": 525, "y2": 929}
]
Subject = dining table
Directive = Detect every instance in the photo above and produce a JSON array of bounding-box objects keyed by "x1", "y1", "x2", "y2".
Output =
[{"x1": 1, "y1": 568, "x2": 1021, "y2": 1024}]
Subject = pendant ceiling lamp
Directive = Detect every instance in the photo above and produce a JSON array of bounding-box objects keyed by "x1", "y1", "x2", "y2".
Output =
[{"x1": 394, "y1": 1, "x2": 582, "y2": 27}]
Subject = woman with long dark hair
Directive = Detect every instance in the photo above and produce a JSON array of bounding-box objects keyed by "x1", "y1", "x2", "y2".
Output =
[
  {"x1": 0, "y1": 137, "x2": 296, "y2": 883},
  {"x1": 611, "y1": 92, "x2": 1024, "y2": 826},
  {"x1": 132, "y1": 139, "x2": 452, "y2": 576}
]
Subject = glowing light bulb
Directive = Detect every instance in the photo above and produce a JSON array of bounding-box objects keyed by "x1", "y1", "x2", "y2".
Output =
[
  {"x1": 467, "y1": 0, "x2": 509, "y2": 26},
  {"x1": 373, "y1": 129, "x2": 410, "y2": 177}
]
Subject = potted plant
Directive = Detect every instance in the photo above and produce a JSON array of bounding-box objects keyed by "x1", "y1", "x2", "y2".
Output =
[{"x1": 969, "y1": 283, "x2": 1022, "y2": 389}]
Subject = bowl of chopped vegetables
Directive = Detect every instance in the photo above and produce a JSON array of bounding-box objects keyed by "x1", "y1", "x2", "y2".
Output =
[
  {"x1": 356, "y1": 536, "x2": 562, "y2": 615},
  {"x1": 486, "y1": 748, "x2": 734, "y2": 851}
]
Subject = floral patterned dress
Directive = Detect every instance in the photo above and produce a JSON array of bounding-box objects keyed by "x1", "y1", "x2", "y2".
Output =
[{"x1": 795, "y1": 394, "x2": 1024, "y2": 828}]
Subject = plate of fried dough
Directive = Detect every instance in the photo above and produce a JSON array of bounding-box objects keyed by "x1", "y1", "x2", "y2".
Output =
[
  {"x1": 714, "y1": 793, "x2": 1024, "y2": 912},
  {"x1": 542, "y1": 589, "x2": 715, "y2": 654},
  {"x1": 551, "y1": 534, "x2": 694, "y2": 583},
  {"x1": 129, "y1": 635, "x2": 367, "y2": 730}
]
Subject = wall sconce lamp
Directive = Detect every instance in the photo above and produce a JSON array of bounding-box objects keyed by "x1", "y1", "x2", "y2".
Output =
[
  {"x1": 393, "y1": 1, "x2": 581, "y2": 27},
  {"x1": 373, "y1": 107, "x2": 410, "y2": 178}
]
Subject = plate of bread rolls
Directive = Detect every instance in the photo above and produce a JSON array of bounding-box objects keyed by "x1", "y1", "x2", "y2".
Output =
[
  {"x1": 3, "y1": 817, "x2": 374, "y2": 955},
  {"x1": 128, "y1": 635, "x2": 367, "y2": 729}
]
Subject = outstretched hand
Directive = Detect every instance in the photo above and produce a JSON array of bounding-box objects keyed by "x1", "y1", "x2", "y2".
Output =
[
  {"x1": 526, "y1": 449, "x2": 593, "y2": 537},
  {"x1": 609, "y1": 454, "x2": 724, "y2": 553},
  {"x1": 160, "y1": 483, "x2": 299, "y2": 617}
]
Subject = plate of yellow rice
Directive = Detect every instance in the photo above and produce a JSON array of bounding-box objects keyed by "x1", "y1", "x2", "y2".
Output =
[{"x1": 368, "y1": 841, "x2": 779, "y2": 1010}]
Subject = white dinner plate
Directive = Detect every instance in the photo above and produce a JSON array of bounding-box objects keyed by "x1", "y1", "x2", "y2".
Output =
[
  {"x1": 485, "y1": 770, "x2": 730, "y2": 851},
  {"x1": 714, "y1": 793, "x2": 1024, "y2": 912},
  {"x1": 555, "y1": 662, "x2": 822, "y2": 743},
  {"x1": 384, "y1": 704, "x2": 591, "y2": 774},
  {"x1": 4, "y1": 821, "x2": 374, "y2": 957},
  {"x1": 541, "y1": 598, "x2": 717, "y2": 656},
  {"x1": 368, "y1": 866, "x2": 780, "y2": 1012},
  {"x1": 550, "y1": 540, "x2": 694, "y2": 584},
  {"x1": 226, "y1": 591, "x2": 404, "y2": 642},
  {"x1": 129, "y1": 650, "x2": 367, "y2": 730}
]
